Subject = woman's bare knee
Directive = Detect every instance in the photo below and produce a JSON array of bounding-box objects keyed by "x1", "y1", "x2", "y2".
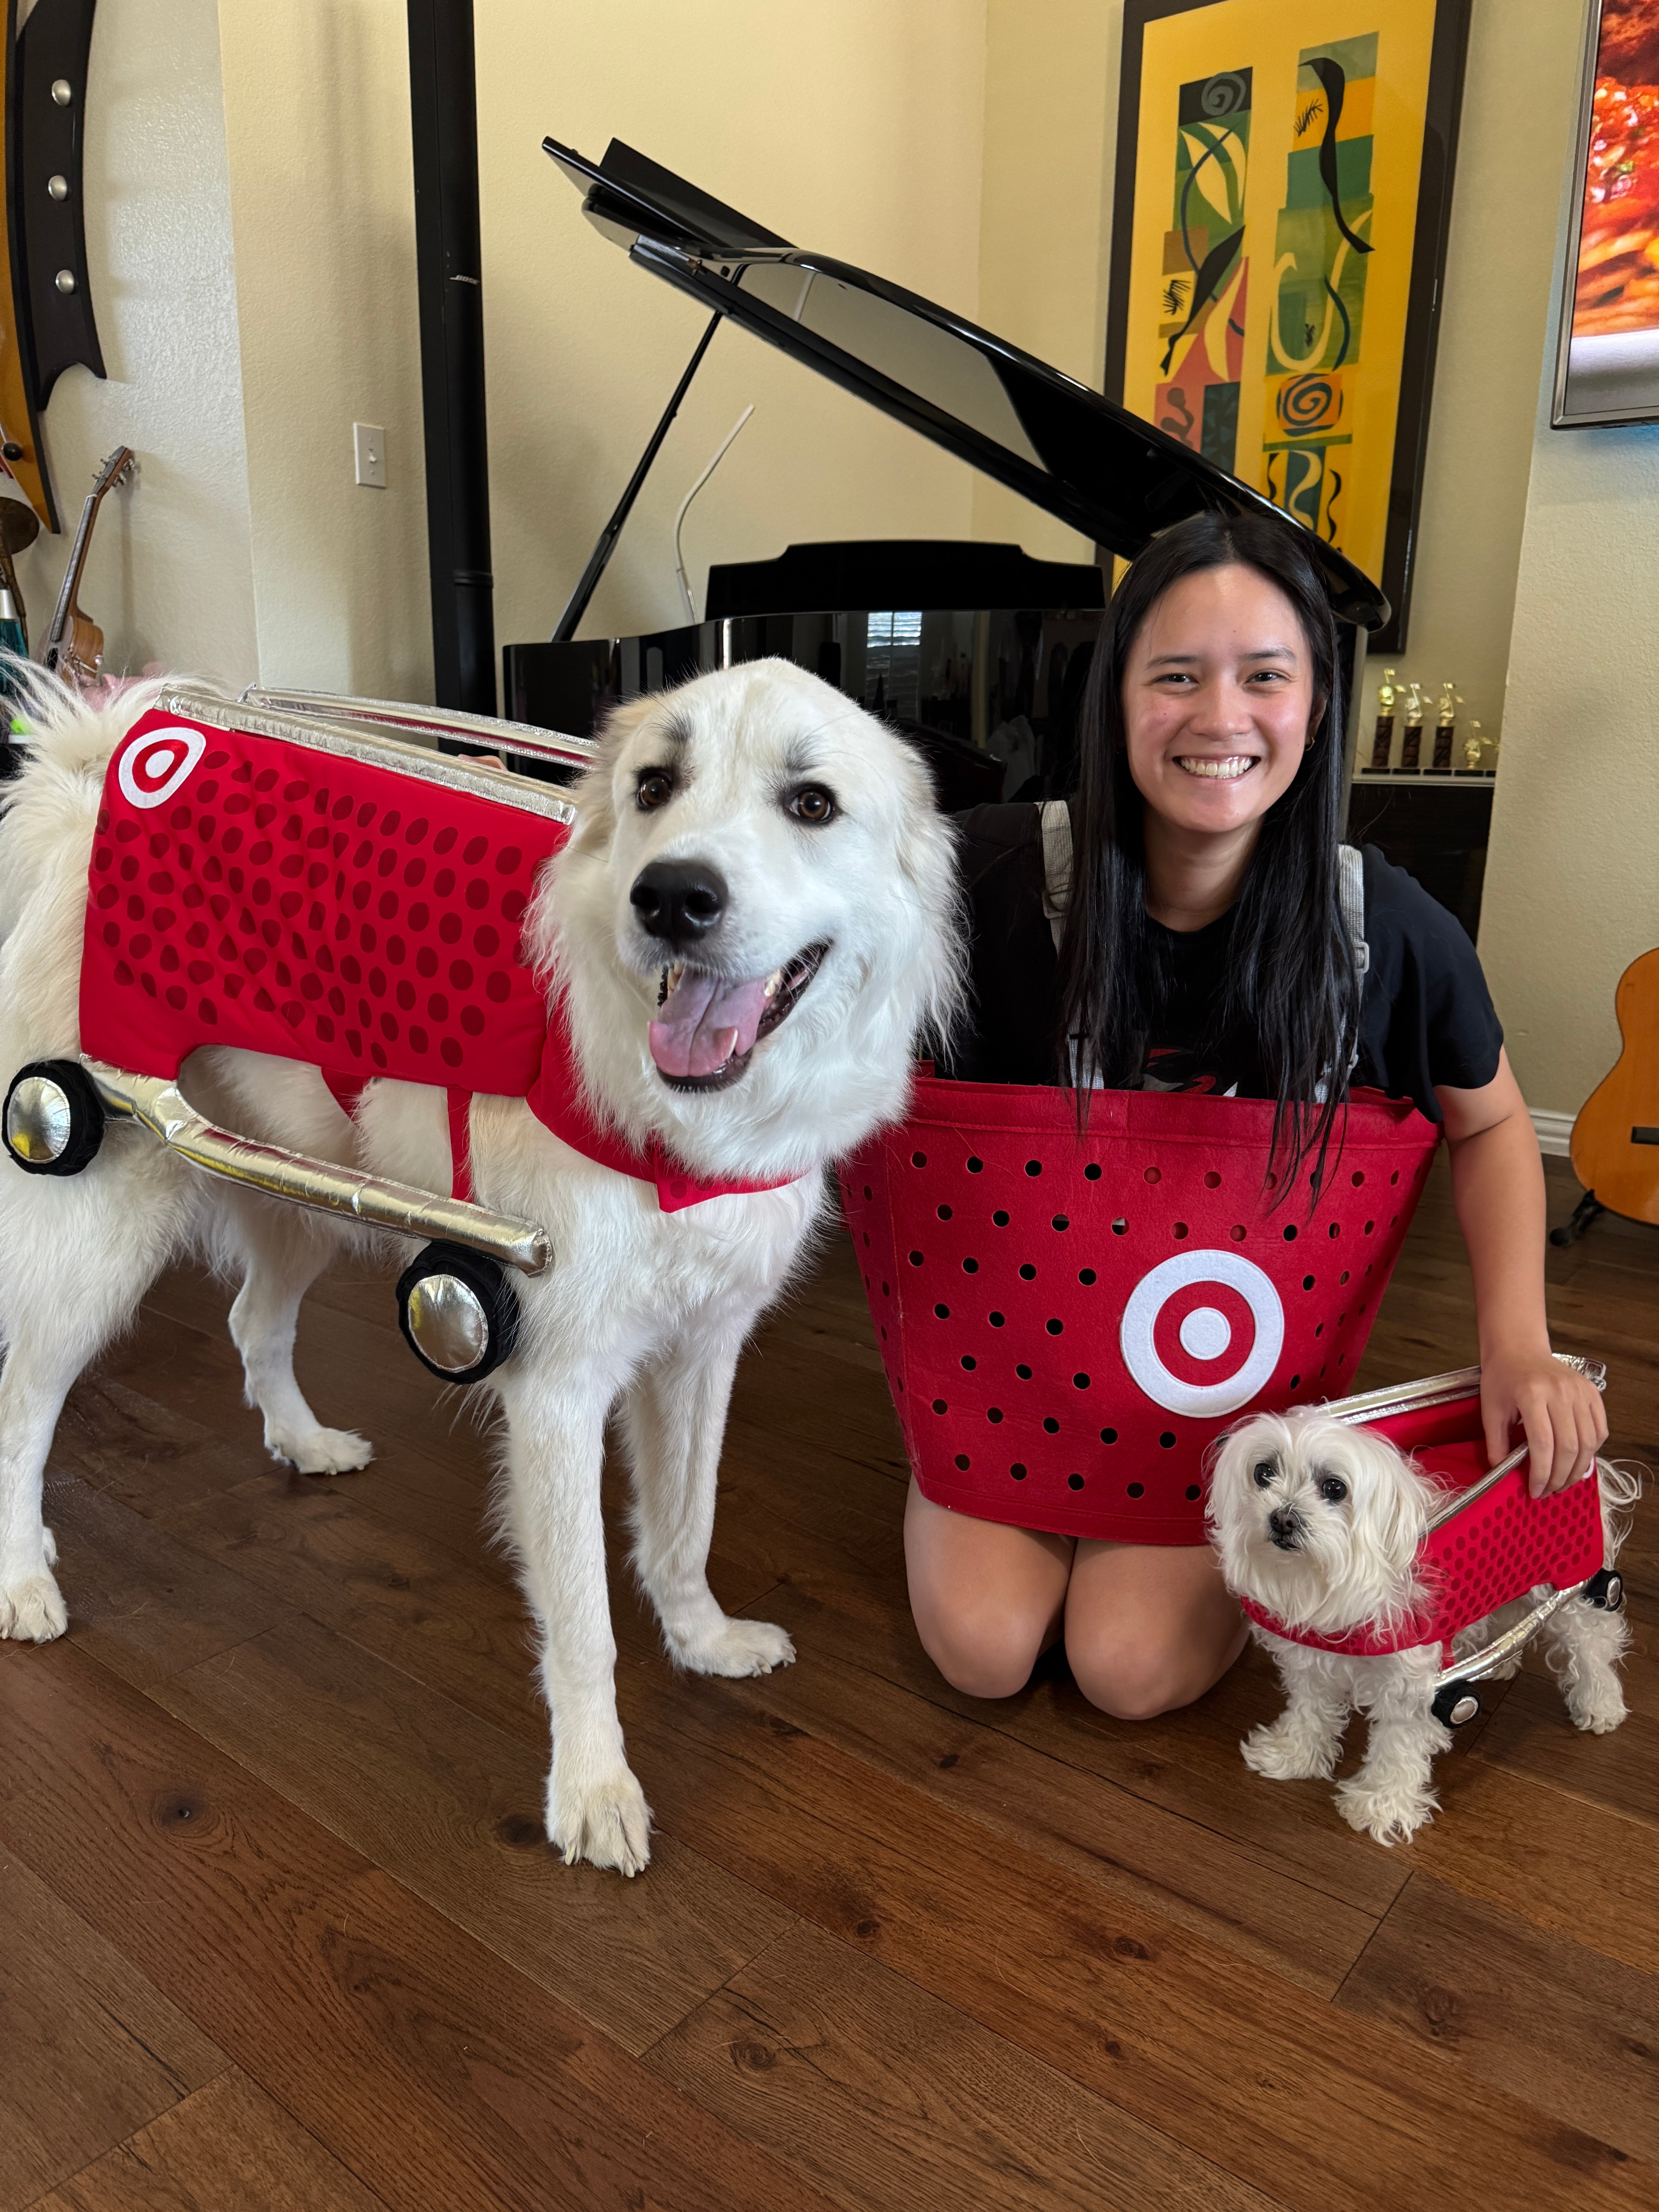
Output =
[
  {"x1": 916, "y1": 1607, "x2": 1048, "y2": 1700},
  {"x1": 903, "y1": 1477, "x2": 1070, "y2": 1699},
  {"x1": 1065, "y1": 1630, "x2": 1202, "y2": 1719}
]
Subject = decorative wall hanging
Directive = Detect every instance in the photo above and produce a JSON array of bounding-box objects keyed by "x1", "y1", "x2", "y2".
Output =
[
  {"x1": 0, "y1": 0, "x2": 106, "y2": 532},
  {"x1": 1553, "y1": 0, "x2": 1659, "y2": 428},
  {"x1": 1105, "y1": 0, "x2": 1470, "y2": 653}
]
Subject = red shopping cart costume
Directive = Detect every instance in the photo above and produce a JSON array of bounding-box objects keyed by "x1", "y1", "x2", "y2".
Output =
[
  {"x1": 79, "y1": 708, "x2": 787, "y2": 1213},
  {"x1": 840, "y1": 1075, "x2": 1442, "y2": 1545},
  {"x1": 1240, "y1": 1387, "x2": 1607, "y2": 1662}
]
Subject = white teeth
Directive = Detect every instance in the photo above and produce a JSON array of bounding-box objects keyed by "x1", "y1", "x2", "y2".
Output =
[
  {"x1": 763, "y1": 968, "x2": 783, "y2": 1000},
  {"x1": 1177, "y1": 756, "x2": 1256, "y2": 780}
]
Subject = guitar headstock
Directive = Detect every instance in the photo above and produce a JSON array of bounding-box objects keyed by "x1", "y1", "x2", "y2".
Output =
[{"x1": 91, "y1": 447, "x2": 136, "y2": 499}]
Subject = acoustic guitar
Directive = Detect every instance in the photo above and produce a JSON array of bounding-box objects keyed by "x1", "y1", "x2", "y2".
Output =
[
  {"x1": 1552, "y1": 947, "x2": 1659, "y2": 1246},
  {"x1": 40, "y1": 445, "x2": 136, "y2": 688}
]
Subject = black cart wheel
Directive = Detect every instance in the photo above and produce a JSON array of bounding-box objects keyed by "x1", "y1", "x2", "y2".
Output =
[
  {"x1": 3, "y1": 1060, "x2": 105, "y2": 1176},
  {"x1": 1431, "y1": 1680, "x2": 1482, "y2": 1730},
  {"x1": 396, "y1": 1240, "x2": 520, "y2": 1384},
  {"x1": 1581, "y1": 1566, "x2": 1625, "y2": 1611}
]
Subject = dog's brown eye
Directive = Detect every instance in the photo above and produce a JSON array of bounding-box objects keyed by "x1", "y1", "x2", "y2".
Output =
[
  {"x1": 1318, "y1": 1476, "x2": 1348, "y2": 1504},
  {"x1": 1252, "y1": 1461, "x2": 1276, "y2": 1489},
  {"x1": 787, "y1": 785, "x2": 837, "y2": 826},
  {"x1": 635, "y1": 771, "x2": 675, "y2": 812}
]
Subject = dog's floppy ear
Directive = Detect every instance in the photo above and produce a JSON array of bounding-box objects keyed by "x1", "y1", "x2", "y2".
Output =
[{"x1": 568, "y1": 692, "x2": 661, "y2": 853}]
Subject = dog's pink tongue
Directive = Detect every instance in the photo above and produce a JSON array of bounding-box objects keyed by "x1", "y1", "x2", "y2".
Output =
[{"x1": 648, "y1": 967, "x2": 771, "y2": 1079}]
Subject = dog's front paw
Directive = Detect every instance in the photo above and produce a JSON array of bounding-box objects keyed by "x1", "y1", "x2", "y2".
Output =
[
  {"x1": 1567, "y1": 1676, "x2": 1627, "y2": 1735},
  {"x1": 671, "y1": 1616, "x2": 796, "y2": 1680},
  {"x1": 266, "y1": 1424, "x2": 374, "y2": 1477},
  {"x1": 0, "y1": 1568, "x2": 68, "y2": 1642},
  {"x1": 1335, "y1": 1774, "x2": 1438, "y2": 1848},
  {"x1": 545, "y1": 1762, "x2": 653, "y2": 1876},
  {"x1": 1242, "y1": 1715, "x2": 1340, "y2": 1781}
]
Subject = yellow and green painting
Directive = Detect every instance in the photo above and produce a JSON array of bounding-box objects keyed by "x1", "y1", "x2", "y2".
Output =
[{"x1": 1121, "y1": 0, "x2": 1440, "y2": 595}]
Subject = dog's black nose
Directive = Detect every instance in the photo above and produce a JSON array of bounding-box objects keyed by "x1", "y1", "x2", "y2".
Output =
[
  {"x1": 630, "y1": 859, "x2": 728, "y2": 946},
  {"x1": 1267, "y1": 1507, "x2": 1302, "y2": 1551}
]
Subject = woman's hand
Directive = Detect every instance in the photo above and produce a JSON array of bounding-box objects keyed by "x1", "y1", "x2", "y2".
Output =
[{"x1": 1479, "y1": 1343, "x2": 1607, "y2": 1497}]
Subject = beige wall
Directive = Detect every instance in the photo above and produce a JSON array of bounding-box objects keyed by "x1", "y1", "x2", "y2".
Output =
[
  {"x1": 477, "y1": 0, "x2": 992, "y2": 655},
  {"x1": 1477, "y1": 21, "x2": 1659, "y2": 1120},
  {"x1": 971, "y1": 0, "x2": 1121, "y2": 563},
  {"x1": 216, "y1": 0, "x2": 432, "y2": 702},
  {"x1": 1353, "y1": 0, "x2": 1584, "y2": 764},
  {"x1": 10, "y1": 0, "x2": 258, "y2": 691}
]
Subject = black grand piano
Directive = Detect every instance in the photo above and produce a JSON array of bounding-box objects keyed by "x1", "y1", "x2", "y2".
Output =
[{"x1": 500, "y1": 139, "x2": 1387, "y2": 808}]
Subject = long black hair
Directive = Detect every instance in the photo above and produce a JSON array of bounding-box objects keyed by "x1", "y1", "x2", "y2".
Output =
[{"x1": 1056, "y1": 508, "x2": 1360, "y2": 1199}]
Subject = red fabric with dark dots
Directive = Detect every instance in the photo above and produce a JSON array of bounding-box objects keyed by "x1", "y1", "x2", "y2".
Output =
[
  {"x1": 1240, "y1": 1390, "x2": 1608, "y2": 1656},
  {"x1": 81, "y1": 709, "x2": 796, "y2": 1215},
  {"x1": 82, "y1": 709, "x2": 560, "y2": 1094},
  {"x1": 840, "y1": 1075, "x2": 1441, "y2": 1544}
]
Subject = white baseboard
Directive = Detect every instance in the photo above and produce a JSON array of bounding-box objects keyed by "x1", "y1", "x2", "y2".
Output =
[{"x1": 1531, "y1": 1109, "x2": 1574, "y2": 1159}]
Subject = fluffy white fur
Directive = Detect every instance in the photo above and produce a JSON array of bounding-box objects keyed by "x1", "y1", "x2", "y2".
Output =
[
  {"x1": 1209, "y1": 1407, "x2": 1638, "y2": 1847},
  {"x1": 0, "y1": 660, "x2": 962, "y2": 1874}
]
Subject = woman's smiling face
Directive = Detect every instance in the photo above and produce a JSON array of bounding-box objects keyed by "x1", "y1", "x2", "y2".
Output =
[{"x1": 1120, "y1": 561, "x2": 1319, "y2": 837}]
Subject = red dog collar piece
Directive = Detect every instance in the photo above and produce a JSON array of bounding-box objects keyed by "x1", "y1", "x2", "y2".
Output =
[{"x1": 81, "y1": 708, "x2": 792, "y2": 1215}]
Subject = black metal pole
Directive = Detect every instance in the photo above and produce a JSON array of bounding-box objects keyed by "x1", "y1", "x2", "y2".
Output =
[
  {"x1": 551, "y1": 310, "x2": 721, "y2": 642},
  {"x1": 407, "y1": 0, "x2": 494, "y2": 713}
]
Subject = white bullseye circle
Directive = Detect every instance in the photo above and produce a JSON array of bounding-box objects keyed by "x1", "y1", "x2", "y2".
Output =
[
  {"x1": 117, "y1": 725, "x2": 205, "y2": 811},
  {"x1": 1178, "y1": 1305, "x2": 1231, "y2": 1362},
  {"x1": 1120, "y1": 1249, "x2": 1285, "y2": 1417}
]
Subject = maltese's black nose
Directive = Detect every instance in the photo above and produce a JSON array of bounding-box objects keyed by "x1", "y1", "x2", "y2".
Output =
[
  {"x1": 630, "y1": 859, "x2": 728, "y2": 947},
  {"x1": 1267, "y1": 1507, "x2": 1303, "y2": 1551}
]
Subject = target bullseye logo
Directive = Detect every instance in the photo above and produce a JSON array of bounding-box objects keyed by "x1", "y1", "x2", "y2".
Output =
[
  {"x1": 117, "y1": 725, "x2": 206, "y2": 811},
  {"x1": 1119, "y1": 1249, "x2": 1284, "y2": 1417}
]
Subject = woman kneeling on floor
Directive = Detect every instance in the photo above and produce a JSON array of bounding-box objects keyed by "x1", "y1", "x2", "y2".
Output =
[{"x1": 907, "y1": 511, "x2": 1605, "y2": 1718}]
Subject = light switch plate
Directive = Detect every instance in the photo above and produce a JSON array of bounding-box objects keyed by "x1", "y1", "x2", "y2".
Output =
[{"x1": 353, "y1": 422, "x2": 386, "y2": 489}]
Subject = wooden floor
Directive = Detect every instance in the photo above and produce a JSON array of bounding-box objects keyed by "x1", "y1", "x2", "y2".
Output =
[{"x1": 4, "y1": 1152, "x2": 1658, "y2": 2212}]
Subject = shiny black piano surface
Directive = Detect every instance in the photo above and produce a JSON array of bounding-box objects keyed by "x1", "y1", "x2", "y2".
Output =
[{"x1": 503, "y1": 138, "x2": 1388, "y2": 807}]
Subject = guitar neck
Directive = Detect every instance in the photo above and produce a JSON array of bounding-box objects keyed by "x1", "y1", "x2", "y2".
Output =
[
  {"x1": 44, "y1": 450, "x2": 132, "y2": 656},
  {"x1": 45, "y1": 496, "x2": 101, "y2": 649}
]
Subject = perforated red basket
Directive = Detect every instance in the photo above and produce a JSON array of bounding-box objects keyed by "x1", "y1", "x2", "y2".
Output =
[
  {"x1": 840, "y1": 1075, "x2": 1441, "y2": 1543},
  {"x1": 1346, "y1": 1389, "x2": 1605, "y2": 1655}
]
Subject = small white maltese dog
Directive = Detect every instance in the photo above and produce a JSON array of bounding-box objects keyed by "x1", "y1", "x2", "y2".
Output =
[{"x1": 1208, "y1": 1408, "x2": 1637, "y2": 1846}]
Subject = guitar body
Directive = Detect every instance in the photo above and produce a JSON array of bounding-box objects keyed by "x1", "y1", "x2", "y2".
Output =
[{"x1": 1569, "y1": 948, "x2": 1659, "y2": 1226}]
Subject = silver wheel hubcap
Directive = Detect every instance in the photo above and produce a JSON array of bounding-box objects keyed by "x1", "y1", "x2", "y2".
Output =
[
  {"x1": 405, "y1": 1271, "x2": 489, "y2": 1372},
  {"x1": 5, "y1": 1075, "x2": 74, "y2": 1164}
]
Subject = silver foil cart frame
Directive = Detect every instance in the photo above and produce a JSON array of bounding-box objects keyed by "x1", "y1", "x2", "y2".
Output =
[
  {"x1": 236, "y1": 686, "x2": 596, "y2": 782},
  {"x1": 160, "y1": 688, "x2": 582, "y2": 827},
  {"x1": 82, "y1": 1062, "x2": 550, "y2": 1278}
]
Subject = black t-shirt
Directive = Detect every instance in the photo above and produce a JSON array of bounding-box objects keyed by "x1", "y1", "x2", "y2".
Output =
[{"x1": 942, "y1": 802, "x2": 1503, "y2": 1123}]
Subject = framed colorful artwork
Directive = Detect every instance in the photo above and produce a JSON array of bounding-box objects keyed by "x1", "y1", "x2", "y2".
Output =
[
  {"x1": 1104, "y1": 0, "x2": 1470, "y2": 651},
  {"x1": 1553, "y1": 2, "x2": 1659, "y2": 428}
]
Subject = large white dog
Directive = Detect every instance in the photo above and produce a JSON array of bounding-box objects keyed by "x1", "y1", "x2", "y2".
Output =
[{"x1": 0, "y1": 661, "x2": 961, "y2": 1873}]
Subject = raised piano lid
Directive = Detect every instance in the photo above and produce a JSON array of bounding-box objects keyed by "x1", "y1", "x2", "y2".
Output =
[{"x1": 543, "y1": 136, "x2": 1390, "y2": 634}]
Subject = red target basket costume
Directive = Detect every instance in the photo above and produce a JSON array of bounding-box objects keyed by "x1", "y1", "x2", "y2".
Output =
[
  {"x1": 76, "y1": 694, "x2": 783, "y2": 1215},
  {"x1": 1237, "y1": 1360, "x2": 1619, "y2": 1724},
  {"x1": 3, "y1": 687, "x2": 792, "y2": 1384},
  {"x1": 840, "y1": 1079, "x2": 1441, "y2": 1546}
]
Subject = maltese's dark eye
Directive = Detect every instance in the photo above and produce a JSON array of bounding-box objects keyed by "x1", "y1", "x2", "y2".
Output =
[
  {"x1": 1252, "y1": 1460, "x2": 1276, "y2": 1489},
  {"x1": 635, "y1": 769, "x2": 675, "y2": 811},
  {"x1": 1318, "y1": 1476, "x2": 1348, "y2": 1504},
  {"x1": 787, "y1": 784, "x2": 837, "y2": 826}
]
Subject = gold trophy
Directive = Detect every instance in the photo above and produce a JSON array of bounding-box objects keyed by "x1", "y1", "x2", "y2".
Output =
[
  {"x1": 1365, "y1": 666, "x2": 1397, "y2": 773},
  {"x1": 1401, "y1": 680, "x2": 1426, "y2": 769},
  {"x1": 1429, "y1": 680, "x2": 1461, "y2": 774},
  {"x1": 1457, "y1": 719, "x2": 1495, "y2": 778}
]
